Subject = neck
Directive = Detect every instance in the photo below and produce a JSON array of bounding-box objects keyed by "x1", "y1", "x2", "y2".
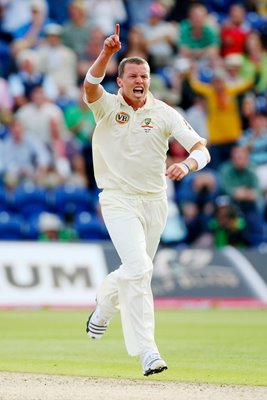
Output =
[
  {"x1": 74, "y1": 18, "x2": 85, "y2": 27},
  {"x1": 122, "y1": 94, "x2": 146, "y2": 110},
  {"x1": 192, "y1": 26, "x2": 202, "y2": 37}
]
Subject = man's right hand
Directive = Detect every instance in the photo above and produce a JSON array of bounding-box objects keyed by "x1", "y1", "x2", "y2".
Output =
[
  {"x1": 103, "y1": 24, "x2": 121, "y2": 55},
  {"x1": 84, "y1": 24, "x2": 121, "y2": 104}
]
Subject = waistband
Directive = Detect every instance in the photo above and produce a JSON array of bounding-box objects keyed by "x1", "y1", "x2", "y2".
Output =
[{"x1": 100, "y1": 189, "x2": 167, "y2": 201}]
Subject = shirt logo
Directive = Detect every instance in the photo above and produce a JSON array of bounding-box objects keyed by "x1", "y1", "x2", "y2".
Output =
[
  {"x1": 144, "y1": 118, "x2": 151, "y2": 125},
  {"x1": 115, "y1": 112, "x2": 130, "y2": 124},
  {"x1": 141, "y1": 117, "x2": 154, "y2": 133}
]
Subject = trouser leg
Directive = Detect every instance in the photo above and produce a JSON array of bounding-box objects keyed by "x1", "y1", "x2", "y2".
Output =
[
  {"x1": 97, "y1": 192, "x2": 167, "y2": 356},
  {"x1": 96, "y1": 269, "x2": 120, "y2": 316}
]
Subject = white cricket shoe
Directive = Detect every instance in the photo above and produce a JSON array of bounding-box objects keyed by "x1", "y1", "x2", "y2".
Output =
[
  {"x1": 86, "y1": 306, "x2": 112, "y2": 340},
  {"x1": 141, "y1": 352, "x2": 168, "y2": 376}
]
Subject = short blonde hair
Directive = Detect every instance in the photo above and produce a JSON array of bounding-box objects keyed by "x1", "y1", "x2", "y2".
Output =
[{"x1": 118, "y1": 57, "x2": 150, "y2": 78}]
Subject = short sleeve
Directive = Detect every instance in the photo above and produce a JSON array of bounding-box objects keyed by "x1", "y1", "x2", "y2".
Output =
[
  {"x1": 83, "y1": 89, "x2": 117, "y2": 122},
  {"x1": 167, "y1": 106, "x2": 207, "y2": 152}
]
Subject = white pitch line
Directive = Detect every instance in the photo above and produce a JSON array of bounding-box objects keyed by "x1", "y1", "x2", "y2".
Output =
[{"x1": 223, "y1": 246, "x2": 267, "y2": 303}]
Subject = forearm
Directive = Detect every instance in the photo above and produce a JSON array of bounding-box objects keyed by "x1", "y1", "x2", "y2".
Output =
[
  {"x1": 185, "y1": 142, "x2": 211, "y2": 172},
  {"x1": 89, "y1": 49, "x2": 114, "y2": 78},
  {"x1": 84, "y1": 51, "x2": 112, "y2": 103},
  {"x1": 189, "y1": 73, "x2": 210, "y2": 95},
  {"x1": 166, "y1": 142, "x2": 210, "y2": 180},
  {"x1": 84, "y1": 24, "x2": 121, "y2": 103}
]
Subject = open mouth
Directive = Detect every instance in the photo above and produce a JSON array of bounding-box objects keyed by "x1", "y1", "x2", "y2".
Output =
[{"x1": 133, "y1": 88, "x2": 144, "y2": 95}]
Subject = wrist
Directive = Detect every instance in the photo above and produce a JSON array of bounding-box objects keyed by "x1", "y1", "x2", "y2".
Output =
[
  {"x1": 188, "y1": 150, "x2": 208, "y2": 171},
  {"x1": 180, "y1": 162, "x2": 191, "y2": 173},
  {"x1": 85, "y1": 69, "x2": 105, "y2": 85},
  {"x1": 101, "y1": 48, "x2": 116, "y2": 59}
]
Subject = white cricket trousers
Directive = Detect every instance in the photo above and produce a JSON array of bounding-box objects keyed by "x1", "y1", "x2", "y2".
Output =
[{"x1": 97, "y1": 189, "x2": 168, "y2": 356}]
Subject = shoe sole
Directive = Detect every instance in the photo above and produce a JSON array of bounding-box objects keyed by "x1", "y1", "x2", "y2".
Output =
[{"x1": 144, "y1": 365, "x2": 168, "y2": 377}]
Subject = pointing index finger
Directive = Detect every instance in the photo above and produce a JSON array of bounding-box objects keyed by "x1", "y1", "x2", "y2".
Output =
[{"x1": 115, "y1": 24, "x2": 120, "y2": 37}]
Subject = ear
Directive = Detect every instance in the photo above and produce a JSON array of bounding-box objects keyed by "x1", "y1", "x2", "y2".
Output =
[{"x1": 117, "y1": 77, "x2": 122, "y2": 88}]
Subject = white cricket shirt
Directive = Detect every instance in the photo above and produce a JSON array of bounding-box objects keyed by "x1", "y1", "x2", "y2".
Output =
[{"x1": 84, "y1": 89, "x2": 206, "y2": 194}]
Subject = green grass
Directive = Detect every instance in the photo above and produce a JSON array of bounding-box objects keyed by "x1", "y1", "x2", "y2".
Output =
[{"x1": 0, "y1": 309, "x2": 267, "y2": 385}]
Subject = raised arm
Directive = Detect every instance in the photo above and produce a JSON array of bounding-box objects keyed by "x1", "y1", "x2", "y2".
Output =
[{"x1": 84, "y1": 24, "x2": 121, "y2": 104}]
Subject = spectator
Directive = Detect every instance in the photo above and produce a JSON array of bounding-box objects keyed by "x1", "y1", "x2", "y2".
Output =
[
  {"x1": 241, "y1": 30, "x2": 267, "y2": 94},
  {"x1": 11, "y1": 0, "x2": 49, "y2": 54},
  {"x1": 208, "y1": 195, "x2": 248, "y2": 248},
  {"x1": 125, "y1": 0, "x2": 154, "y2": 26},
  {"x1": 16, "y1": 85, "x2": 69, "y2": 147},
  {"x1": 1, "y1": 0, "x2": 32, "y2": 38},
  {"x1": 48, "y1": 116, "x2": 72, "y2": 181},
  {"x1": 166, "y1": 0, "x2": 195, "y2": 23},
  {"x1": 0, "y1": 76, "x2": 12, "y2": 140},
  {"x1": 38, "y1": 211, "x2": 77, "y2": 241},
  {"x1": 169, "y1": 57, "x2": 197, "y2": 110},
  {"x1": 86, "y1": 0, "x2": 127, "y2": 36},
  {"x1": 49, "y1": 98, "x2": 88, "y2": 188},
  {"x1": 64, "y1": 86, "x2": 95, "y2": 146},
  {"x1": 78, "y1": 26, "x2": 119, "y2": 93},
  {"x1": 220, "y1": 3, "x2": 250, "y2": 57},
  {"x1": 239, "y1": 111, "x2": 267, "y2": 192},
  {"x1": 37, "y1": 23, "x2": 78, "y2": 99},
  {"x1": 240, "y1": 91, "x2": 257, "y2": 129},
  {"x1": 78, "y1": 26, "x2": 105, "y2": 81},
  {"x1": 0, "y1": 3, "x2": 14, "y2": 77},
  {"x1": 0, "y1": 76, "x2": 13, "y2": 119},
  {"x1": 224, "y1": 53, "x2": 244, "y2": 84},
  {"x1": 81, "y1": 141, "x2": 96, "y2": 191},
  {"x1": 119, "y1": 25, "x2": 149, "y2": 61},
  {"x1": 62, "y1": 0, "x2": 92, "y2": 59},
  {"x1": 161, "y1": 179, "x2": 188, "y2": 245},
  {"x1": 178, "y1": 3, "x2": 220, "y2": 62},
  {"x1": 176, "y1": 169, "x2": 220, "y2": 244},
  {"x1": 250, "y1": 0, "x2": 267, "y2": 16},
  {"x1": 2, "y1": 118, "x2": 51, "y2": 184},
  {"x1": 48, "y1": 105, "x2": 89, "y2": 189},
  {"x1": 148, "y1": 73, "x2": 179, "y2": 106},
  {"x1": 219, "y1": 145, "x2": 264, "y2": 246},
  {"x1": 65, "y1": 146, "x2": 88, "y2": 188},
  {"x1": 186, "y1": 94, "x2": 208, "y2": 139},
  {"x1": 139, "y1": 2, "x2": 177, "y2": 71},
  {"x1": 8, "y1": 48, "x2": 57, "y2": 107},
  {"x1": 189, "y1": 66, "x2": 253, "y2": 168}
]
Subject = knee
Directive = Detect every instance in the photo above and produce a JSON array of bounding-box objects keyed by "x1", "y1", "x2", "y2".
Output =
[{"x1": 119, "y1": 255, "x2": 153, "y2": 281}]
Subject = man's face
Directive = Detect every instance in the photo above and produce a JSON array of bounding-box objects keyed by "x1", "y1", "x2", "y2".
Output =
[
  {"x1": 231, "y1": 147, "x2": 249, "y2": 170},
  {"x1": 213, "y1": 76, "x2": 226, "y2": 92},
  {"x1": 31, "y1": 87, "x2": 45, "y2": 105},
  {"x1": 190, "y1": 7, "x2": 206, "y2": 28},
  {"x1": 230, "y1": 5, "x2": 245, "y2": 25},
  {"x1": 117, "y1": 63, "x2": 150, "y2": 107},
  {"x1": 11, "y1": 121, "x2": 23, "y2": 142},
  {"x1": 46, "y1": 34, "x2": 61, "y2": 47}
]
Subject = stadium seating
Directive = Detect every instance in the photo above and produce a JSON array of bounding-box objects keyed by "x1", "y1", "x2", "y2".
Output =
[
  {"x1": 0, "y1": 185, "x2": 7, "y2": 212},
  {"x1": 48, "y1": 185, "x2": 95, "y2": 219},
  {"x1": 0, "y1": 211, "x2": 24, "y2": 240},
  {"x1": 11, "y1": 182, "x2": 49, "y2": 219},
  {"x1": 74, "y1": 211, "x2": 110, "y2": 241}
]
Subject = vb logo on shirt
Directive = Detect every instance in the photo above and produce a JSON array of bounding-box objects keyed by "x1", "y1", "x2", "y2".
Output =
[{"x1": 115, "y1": 112, "x2": 130, "y2": 124}]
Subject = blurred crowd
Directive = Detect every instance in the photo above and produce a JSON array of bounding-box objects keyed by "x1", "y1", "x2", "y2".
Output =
[{"x1": 0, "y1": 0, "x2": 267, "y2": 248}]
